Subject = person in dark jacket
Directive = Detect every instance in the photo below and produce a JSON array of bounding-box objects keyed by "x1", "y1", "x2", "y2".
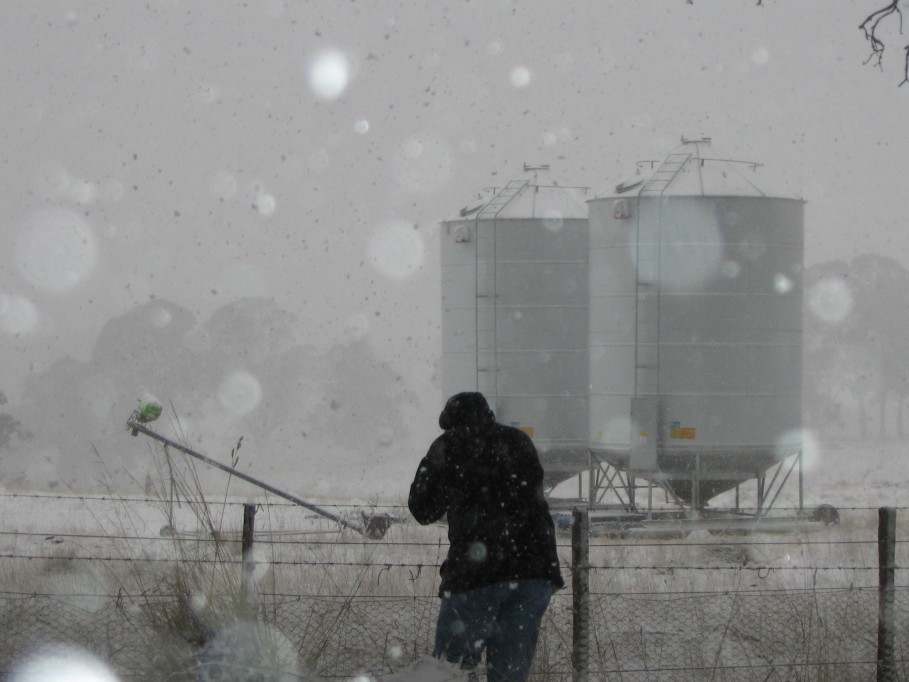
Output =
[{"x1": 409, "y1": 392, "x2": 564, "y2": 682}]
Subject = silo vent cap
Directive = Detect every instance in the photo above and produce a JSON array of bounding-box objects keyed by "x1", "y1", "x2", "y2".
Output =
[
  {"x1": 459, "y1": 202, "x2": 484, "y2": 217},
  {"x1": 615, "y1": 177, "x2": 644, "y2": 194},
  {"x1": 681, "y1": 136, "x2": 712, "y2": 145}
]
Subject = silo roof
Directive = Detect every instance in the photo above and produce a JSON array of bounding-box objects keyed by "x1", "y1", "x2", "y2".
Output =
[
  {"x1": 454, "y1": 165, "x2": 590, "y2": 221},
  {"x1": 597, "y1": 138, "x2": 800, "y2": 200}
]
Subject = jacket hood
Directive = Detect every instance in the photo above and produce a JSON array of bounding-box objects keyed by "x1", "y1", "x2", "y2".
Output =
[{"x1": 439, "y1": 392, "x2": 496, "y2": 430}]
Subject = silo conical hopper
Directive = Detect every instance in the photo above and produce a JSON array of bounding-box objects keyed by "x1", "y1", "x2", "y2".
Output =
[
  {"x1": 587, "y1": 139, "x2": 804, "y2": 506},
  {"x1": 440, "y1": 165, "x2": 590, "y2": 487}
]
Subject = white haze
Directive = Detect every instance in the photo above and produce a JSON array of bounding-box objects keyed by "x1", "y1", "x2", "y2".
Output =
[{"x1": 0, "y1": 1, "x2": 907, "y2": 499}]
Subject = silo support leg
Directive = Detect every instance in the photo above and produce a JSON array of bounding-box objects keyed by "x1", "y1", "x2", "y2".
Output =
[
  {"x1": 596, "y1": 467, "x2": 630, "y2": 509},
  {"x1": 692, "y1": 453, "x2": 701, "y2": 511},
  {"x1": 761, "y1": 460, "x2": 784, "y2": 511},
  {"x1": 588, "y1": 452, "x2": 633, "y2": 510},
  {"x1": 757, "y1": 453, "x2": 801, "y2": 518},
  {"x1": 647, "y1": 477, "x2": 653, "y2": 519}
]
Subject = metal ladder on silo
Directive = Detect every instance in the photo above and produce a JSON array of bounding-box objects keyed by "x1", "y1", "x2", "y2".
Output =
[
  {"x1": 638, "y1": 152, "x2": 691, "y2": 196},
  {"x1": 474, "y1": 177, "x2": 531, "y2": 401},
  {"x1": 634, "y1": 153, "x2": 691, "y2": 395},
  {"x1": 477, "y1": 178, "x2": 530, "y2": 218}
]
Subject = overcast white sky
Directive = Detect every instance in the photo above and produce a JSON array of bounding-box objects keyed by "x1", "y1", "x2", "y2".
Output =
[{"x1": 1, "y1": 0, "x2": 907, "y2": 404}]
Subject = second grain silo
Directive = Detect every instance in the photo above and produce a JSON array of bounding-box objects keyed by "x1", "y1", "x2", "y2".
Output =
[
  {"x1": 441, "y1": 165, "x2": 590, "y2": 488},
  {"x1": 587, "y1": 138, "x2": 804, "y2": 507}
]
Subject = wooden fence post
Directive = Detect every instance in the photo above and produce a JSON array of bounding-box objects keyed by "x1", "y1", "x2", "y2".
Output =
[
  {"x1": 241, "y1": 503, "x2": 256, "y2": 610},
  {"x1": 878, "y1": 506, "x2": 896, "y2": 682},
  {"x1": 572, "y1": 507, "x2": 590, "y2": 682}
]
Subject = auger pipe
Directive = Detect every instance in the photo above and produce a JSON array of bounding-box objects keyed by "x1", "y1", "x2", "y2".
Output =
[{"x1": 127, "y1": 415, "x2": 367, "y2": 536}]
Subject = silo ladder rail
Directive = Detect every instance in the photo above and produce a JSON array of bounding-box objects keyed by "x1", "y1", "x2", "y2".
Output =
[
  {"x1": 477, "y1": 178, "x2": 530, "y2": 218},
  {"x1": 638, "y1": 152, "x2": 692, "y2": 196}
]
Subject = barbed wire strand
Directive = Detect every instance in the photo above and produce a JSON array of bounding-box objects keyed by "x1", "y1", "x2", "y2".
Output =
[{"x1": 0, "y1": 551, "x2": 896, "y2": 573}]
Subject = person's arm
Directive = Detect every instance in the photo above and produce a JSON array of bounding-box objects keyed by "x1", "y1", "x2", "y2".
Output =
[
  {"x1": 517, "y1": 430, "x2": 546, "y2": 489},
  {"x1": 408, "y1": 440, "x2": 448, "y2": 524}
]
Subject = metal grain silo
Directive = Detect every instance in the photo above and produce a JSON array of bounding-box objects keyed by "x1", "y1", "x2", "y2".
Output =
[
  {"x1": 440, "y1": 165, "x2": 589, "y2": 487},
  {"x1": 587, "y1": 139, "x2": 804, "y2": 506}
]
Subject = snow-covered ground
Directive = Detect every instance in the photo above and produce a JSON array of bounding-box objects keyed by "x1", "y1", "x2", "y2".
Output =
[{"x1": 795, "y1": 437, "x2": 909, "y2": 510}]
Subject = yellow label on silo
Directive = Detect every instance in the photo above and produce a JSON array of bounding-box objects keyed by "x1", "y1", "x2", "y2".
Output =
[{"x1": 670, "y1": 426, "x2": 697, "y2": 440}]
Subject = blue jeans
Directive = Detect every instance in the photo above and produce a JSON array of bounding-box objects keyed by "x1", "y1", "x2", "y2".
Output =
[{"x1": 433, "y1": 579, "x2": 554, "y2": 682}]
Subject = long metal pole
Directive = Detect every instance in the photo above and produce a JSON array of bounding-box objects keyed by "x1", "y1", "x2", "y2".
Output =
[{"x1": 127, "y1": 417, "x2": 365, "y2": 535}]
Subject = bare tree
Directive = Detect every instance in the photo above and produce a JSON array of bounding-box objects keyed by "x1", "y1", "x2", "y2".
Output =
[
  {"x1": 691, "y1": 1, "x2": 909, "y2": 85},
  {"x1": 860, "y1": 1, "x2": 909, "y2": 85}
]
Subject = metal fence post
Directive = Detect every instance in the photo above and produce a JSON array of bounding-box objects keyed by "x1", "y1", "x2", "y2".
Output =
[
  {"x1": 878, "y1": 506, "x2": 896, "y2": 682},
  {"x1": 572, "y1": 507, "x2": 590, "y2": 682},
  {"x1": 242, "y1": 503, "x2": 257, "y2": 610}
]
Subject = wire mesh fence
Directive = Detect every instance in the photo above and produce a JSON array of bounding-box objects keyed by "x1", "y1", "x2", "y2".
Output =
[
  {"x1": 1, "y1": 493, "x2": 907, "y2": 681},
  {"x1": 0, "y1": 583, "x2": 902, "y2": 680},
  {"x1": 585, "y1": 587, "x2": 882, "y2": 681}
]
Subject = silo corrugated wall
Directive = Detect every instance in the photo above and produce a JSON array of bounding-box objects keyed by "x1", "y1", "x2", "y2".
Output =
[
  {"x1": 440, "y1": 172, "x2": 590, "y2": 486},
  {"x1": 588, "y1": 178, "x2": 804, "y2": 503}
]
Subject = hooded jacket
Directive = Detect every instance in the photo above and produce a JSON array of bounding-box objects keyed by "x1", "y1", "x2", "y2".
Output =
[{"x1": 409, "y1": 392, "x2": 564, "y2": 595}]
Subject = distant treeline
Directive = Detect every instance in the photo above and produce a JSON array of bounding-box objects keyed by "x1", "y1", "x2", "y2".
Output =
[{"x1": 0, "y1": 296, "x2": 418, "y2": 491}]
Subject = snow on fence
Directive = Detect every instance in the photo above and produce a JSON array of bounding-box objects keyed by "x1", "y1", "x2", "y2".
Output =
[{"x1": 0, "y1": 494, "x2": 906, "y2": 681}]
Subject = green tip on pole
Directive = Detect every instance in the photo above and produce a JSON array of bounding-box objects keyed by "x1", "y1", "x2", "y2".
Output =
[{"x1": 137, "y1": 401, "x2": 163, "y2": 423}]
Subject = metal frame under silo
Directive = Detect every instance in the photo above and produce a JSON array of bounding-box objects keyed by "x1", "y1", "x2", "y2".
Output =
[
  {"x1": 548, "y1": 449, "x2": 841, "y2": 535},
  {"x1": 593, "y1": 448, "x2": 801, "y2": 510}
]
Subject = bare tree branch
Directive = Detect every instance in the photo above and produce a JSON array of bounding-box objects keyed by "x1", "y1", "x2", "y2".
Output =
[
  {"x1": 860, "y1": 0, "x2": 909, "y2": 85},
  {"x1": 903, "y1": 43, "x2": 909, "y2": 85},
  {"x1": 686, "y1": 1, "x2": 909, "y2": 85}
]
